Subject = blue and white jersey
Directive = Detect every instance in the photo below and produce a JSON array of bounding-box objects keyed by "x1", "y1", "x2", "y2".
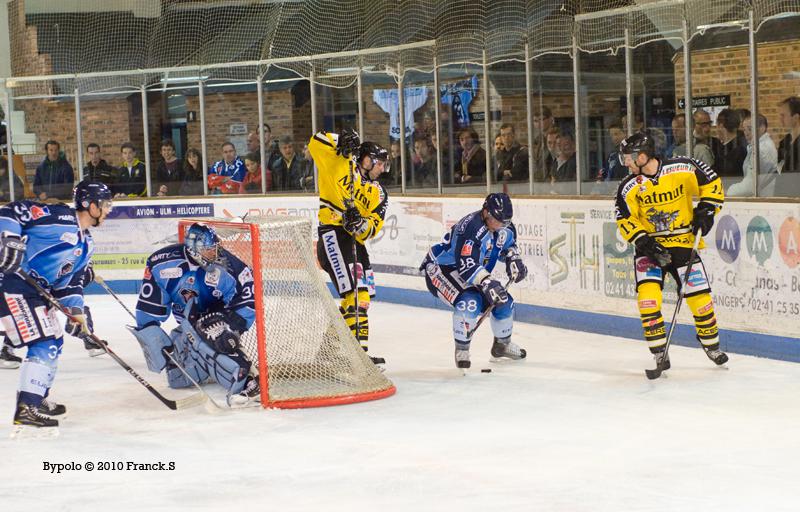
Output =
[
  {"x1": 208, "y1": 157, "x2": 246, "y2": 182},
  {"x1": 373, "y1": 86, "x2": 429, "y2": 141},
  {"x1": 0, "y1": 201, "x2": 93, "y2": 309},
  {"x1": 428, "y1": 211, "x2": 518, "y2": 286},
  {"x1": 135, "y1": 244, "x2": 256, "y2": 331}
]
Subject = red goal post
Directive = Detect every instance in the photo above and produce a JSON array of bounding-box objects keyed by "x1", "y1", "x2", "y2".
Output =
[{"x1": 178, "y1": 216, "x2": 395, "y2": 408}]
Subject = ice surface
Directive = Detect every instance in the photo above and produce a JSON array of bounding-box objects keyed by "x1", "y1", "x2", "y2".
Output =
[{"x1": 1, "y1": 296, "x2": 799, "y2": 511}]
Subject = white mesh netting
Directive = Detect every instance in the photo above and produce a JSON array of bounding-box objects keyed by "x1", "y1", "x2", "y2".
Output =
[{"x1": 179, "y1": 217, "x2": 395, "y2": 409}]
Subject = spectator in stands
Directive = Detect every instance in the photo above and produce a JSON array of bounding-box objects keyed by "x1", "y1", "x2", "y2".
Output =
[
  {"x1": 270, "y1": 136, "x2": 305, "y2": 191},
  {"x1": 531, "y1": 106, "x2": 554, "y2": 182},
  {"x1": 493, "y1": 133, "x2": 503, "y2": 178},
  {"x1": 299, "y1": 143, "x2": 315, "y2": 192},
  {"x1": 208, "y1": 141, "x2": 246, "y2": 195},
  {"x1": 240, "y1": 152, "x2": 269, "y2": 193},
  {"x1": 497, "y1": 123, "x2": 529, "y2": 183},
  {"x1": 778, "y1": 96, "x2": 800, "y2": 173},
  {"x1": 456, "y1": 127, "x2": 485, "y2": 184},
  {"x1": 0, "y1": 156, "x2": 24, "y2": 202},
  {"x1": 545, "y1": 126, "x2": 560, "y2": 168},
  {"x1": 597, "y1": 123, "x2": 627, "y2": 181},
  {"x1": 713, "y1": 108, "x2": 747, "y2": 178},
  {"x1": 691, "y1": 109, "x2": 718, "y2": 167},
  {"x1": 549, "y1": 132, "x2": 577, "y2": 183},
  {"x1": 34, "y1": 140, "x2": 74, "y2": 201},
  {"x1": 179, "y1": 148, "x2": 204, "y2": 196},
  {"x1": 155, "y1": 139, "x2": 184, "y2": 196},
  {"x1": 412, "y1": 137, "x2": 437, "y2": 188},
  {"x1": 727, "y1": 114, "x2": 778, "y2": 197},
  {"x1": 672, "y1": 113, "x2": 714, "y2": 166},
  {"x1": 83, "y1": 143, "x2": 116, "y2": 186},
  {"x1": 115, "y1": 142, "x2": 147, "y2": 198}
]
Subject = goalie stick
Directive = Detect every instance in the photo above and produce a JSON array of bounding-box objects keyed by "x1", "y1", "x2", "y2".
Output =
[
  {"x1": 645, "y1": 233, "x2": 703, "y2": 380},
  {"x1": 19, "y1": 270, "x2": 205, "y2": 410},
  {"x1": 94, "y1": 274, "x2": 228, "y2": 411}
]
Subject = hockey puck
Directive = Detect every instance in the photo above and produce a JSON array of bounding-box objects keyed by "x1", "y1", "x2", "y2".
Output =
[{"x1": 481, "y1": 368, "x2": 492, "y2": 373}]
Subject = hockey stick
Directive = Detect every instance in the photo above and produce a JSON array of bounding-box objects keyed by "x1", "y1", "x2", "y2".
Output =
[
  {"x1": 18, "y1": 270, "x2": 205, "y2": 410},
  {"x1": 645, "y1": 233, "x2": 703, "y2": 380},
  {"x1": 347, "y1": 158, "x2": 361, "y2": 347},
  {"x1": 94, "y1": 274, "x2": 227, "y2": 410},
  {"x1": 466, "y1": 277, "x2": 513, "y2": 339}
]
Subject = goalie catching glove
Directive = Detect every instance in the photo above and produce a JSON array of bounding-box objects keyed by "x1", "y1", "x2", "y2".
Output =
[
  {"x1": 503, "y1": 247, "x2": 528, "y2": 284},
  {"x1": 634, "y1": 234, "x2": 672, "y2": 267},
  {"x1": 193, "y1": 311, "x2": 241, "y2": 355}
]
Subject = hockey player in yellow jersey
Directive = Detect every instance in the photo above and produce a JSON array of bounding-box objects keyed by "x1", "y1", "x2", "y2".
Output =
[
  {"x1": 614, "y1": 131, "x2": 728, "y2": 373},
  {"x1": 309, "y1": 129, "x2": 389, "y2": 367}
]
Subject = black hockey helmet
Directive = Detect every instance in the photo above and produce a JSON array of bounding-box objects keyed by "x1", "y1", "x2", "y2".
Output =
[
  {"x1": 74, "y1": 180, "x2": 112, "y2": 212},
  {"x1": 483, "y1": 192, "x2": 513, "y2": 227},
  {"x1": 357, "y1": 141, "x2": 390, "y2": 177},
  {"x1": 619, "y1": 131, "x2": 656, "y2": 161}
]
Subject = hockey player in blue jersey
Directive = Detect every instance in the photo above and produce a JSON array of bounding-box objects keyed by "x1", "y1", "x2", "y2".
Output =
[
  {"x1": 0, "y1": 180, "x2": 112, "y2": 434},
  {"x1": 131, "y1": 223, "x2": 260, "y2": 406},
  {"x1": 421, "y1": 193, "x2": 528, "y2": 369}
]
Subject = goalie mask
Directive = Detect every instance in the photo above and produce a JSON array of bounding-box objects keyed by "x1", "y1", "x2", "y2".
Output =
[{"x1": 185, "y1": 223, "x2": 221, "y2": 267}]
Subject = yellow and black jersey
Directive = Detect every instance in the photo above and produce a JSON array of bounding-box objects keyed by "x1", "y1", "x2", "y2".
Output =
[
  {"x1": 614, "y1": 156, "x2": 724, "y2": 249},
  {"x1": 308, "y1": 131, "x2": 388, "y2": 245}
]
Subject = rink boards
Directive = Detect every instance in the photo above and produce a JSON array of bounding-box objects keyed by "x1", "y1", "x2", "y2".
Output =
[{"x1": 88, "y1": 194, "x2": 800, "y2": 362}]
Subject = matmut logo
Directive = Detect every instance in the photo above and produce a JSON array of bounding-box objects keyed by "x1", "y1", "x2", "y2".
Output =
[{"x1": 30, "y1": 205, "x2": 50, "y2": 220}]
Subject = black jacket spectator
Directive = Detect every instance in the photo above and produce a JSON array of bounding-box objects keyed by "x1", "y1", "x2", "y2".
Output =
[
  {"x1": 712, "y1": 133, "x2": 747, "y2": 177},
  {"x1": 155, "y1": 159, "x2": 185, "y2": 196},
  {"x1": 83, "y1": 159, "x2": 117, "y2": 185},
  {"x1": 269, "y1": 153, "x2": 306, "y2": 191},
  {"x1": 496, "y1": 142, "x2": 529, "y2": 182},
  {"x1": 778, "y1": 134, "x2": 800, "y2": 173},
  {"x1": 34, "y1": 152, "x2": 74, "y2": 200},
  {"x1": 115, "y1": 160, "x2": 147, "y2": 197},
  {"x1": 0, "y1": 158, "x2": 25, "y2": 202}
]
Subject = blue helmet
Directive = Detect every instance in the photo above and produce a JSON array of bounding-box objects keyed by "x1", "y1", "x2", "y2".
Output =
[
  {"x1": 74, "y1": 180, "x2": 112, "y2": 211},
  {"x1": 185, "y1": 223, "x2": 220, "y2": 266},
  {"x1": 483, "y1": 192, "x2": 513, "y2": 226}
]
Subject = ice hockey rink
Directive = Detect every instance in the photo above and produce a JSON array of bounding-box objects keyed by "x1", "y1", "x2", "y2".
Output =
[{"x1": 1, "y1": 296, "x2": 799, "y2": 512}]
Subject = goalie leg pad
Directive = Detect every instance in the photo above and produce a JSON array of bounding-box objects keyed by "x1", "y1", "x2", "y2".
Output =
[
  {"x1": 490, "y1": 294, "x2": 514, "y2": 339},
  {"x1": 167, "y1": 326, "x2": 209, "y2": 389},
  {"x1": 18, "y1": 340, "x2": 62, "y2": 407},
  {"x1": 128, "y1": 324, "x2": 173, "y2": 373},
  {"x1": 193, "y1": 340, "x2": 251, "y2": 394},
  {"x1": 453, "y1": 291, "x2": 484, "y2": 343}
]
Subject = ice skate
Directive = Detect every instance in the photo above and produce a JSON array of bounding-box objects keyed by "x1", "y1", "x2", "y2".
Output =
[
  {"x1": 83, "y1": 336, "x2": 105, "y2": 357},
  {"x1": 0, "y1": 343, "x2": 22, "y2": 369},
  {"x1": 703, "y1": 346, "x2": 729, "y2": 366},
  {"x1": 490, "y1": 337, "x2": 526, "y2": 360},
  {"x1": 455, "y1": 348, "x2": 471, "y2": 374},
  {"x1": 11, "y1": 403, "x2": 59, "y2": 439},
  {"x1": 38, "y1": 398, "x2": 67, "y2": 418},
  {"x1": 227, "y1": 375, "x2": 261, "y2": 408}
]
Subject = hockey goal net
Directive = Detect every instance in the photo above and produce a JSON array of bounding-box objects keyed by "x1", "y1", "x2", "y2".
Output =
[{"x1": 177, "y1": 216, "x2": 395, "y2": 409}]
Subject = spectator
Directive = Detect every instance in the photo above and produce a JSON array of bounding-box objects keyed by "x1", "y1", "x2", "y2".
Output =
[
  {"x1": 691, "y1": 109, "x2": 718, "y2": 167},
  {"x1": 672, "y1": 113, "x2": 714, "y2": 166},
  {"x1": 208, "y1": 141, "x2": 246, "y2": 195},
  {"x1": 240, "y1": 152, "x2": 270, "y2": 193},
  {"x1": 0, "y1": 156, "x2": 25, "y2": 202},
  {"x1": 115, "y1": 143, "x2": 147, "y2": 198},
  {"x1": 456, "y1": 127, "x2": 485, "y2": 184},
  {"x1": 778, "y1": 96, "x2": 800, "y2": 173},
  {"x1": 713, "y1": 108, "x2": 747, "y2": 178},
  {"x1": 154, "y1": 139, "x2": 184, "y2": 197},
  {"x1": 727, "y1": 114, "x2": 778, "y2": 197},
  {"x1": 179, "y1": 148, "x2": 204, "y2": 196},
  {"x1": 299, "y1": 143, "x2": 315, "y2": 192},
  {"x1": 269, "y1": 136, "x2": 305, "y2": 191},
  {"x1": 530, "y1": 106, "x2": 554, "y2": 182},
  {"x1": 496, "y1": 123, "x2": 529, "y2": 183},
  {"x1": 34, "y1": 140, "x2": 74, "y2": 201},
  {"x1": 545, "y1": 126, "x2": 560, "y2": 169},
  {"x1": 83, "y1": 143, "x2": 116, "y2": 186},
  {"x1": 412, "y1": 137, "x2": 437, "y2": 188},
  {"x1": 493, "y1": 133, "x2": 503, "y2": 176},
  {"x1": 549, "y1": 132, "x2": 576, "y2": 183},
  {"x1": 598, "y1": 123, "x2": 627, "y2": 181}
]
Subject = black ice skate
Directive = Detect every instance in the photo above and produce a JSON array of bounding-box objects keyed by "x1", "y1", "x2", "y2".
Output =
[
  {"x1": 83, "y1": 335, "x2": 105, "y2": 357},
  {"x1": 455, "y1": 348, "x2": 471, "y2": 370},
  {"x1": 0, "y1": 343, "x2": 22, "y2": 369},
  {"x1": 38, "y1": 398, "x2": 67, "y2": 417},
  {"x1": 702, "y1": 345, "x2": 729, "y2": 366},
  {"x1": 369, "y1": 355, "x2": 386, "y2": 369},
  {"x1": 12, "y1": 402, "x2": 59, "y2": 439},
  {"x1": 645, "y1": 349, "x2": 671, "y2": 380},
  {"x1": 228, "y1": 375, "x2": 261, "y2": 408},
  {"x1": 490, "y1": 337, "x2": 526, "y2": 360}
]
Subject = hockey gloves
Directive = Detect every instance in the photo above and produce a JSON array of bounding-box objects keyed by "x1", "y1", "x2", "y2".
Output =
[
  {"x1": 634, "y1": 235, "x2": 672, "y2": 267},
  {"x1": 194, "y1": 312, "x2": 241, "y2": 355},
  {"x1": 336, "y1": 128, "x2": 361, "y2": 158},
  {"x1": 503, "y1": 247, "x2": 528, "y2": 283},
  {"x1": 342, "y1": 205, "x2": 367, "y2": 236},
  {"x1": 0, "y1": 233, "x2": 26, "y2": 273},
  {"x1": 692, "y1": 202, "x2": 716, "y2": 237},
  {"x1": 479, "y1": 278, "x2": 509, "y2": 306},
  {"x1": 82, "y1": 262, "x2": 96, "y2": 287},
  {"x1": 65, "y1": 305, "x2": 94, "y2": 338}
]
